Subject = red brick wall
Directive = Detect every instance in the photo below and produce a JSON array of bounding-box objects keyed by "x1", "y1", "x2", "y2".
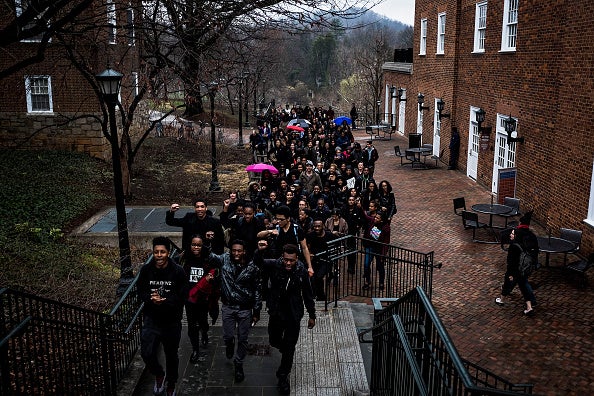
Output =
[{"x1": 385, "y1": 0, "x2": 594, "y2": 252}]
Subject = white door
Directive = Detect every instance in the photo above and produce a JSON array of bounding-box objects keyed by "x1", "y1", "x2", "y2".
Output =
[
  {"x1": 491, "y1": 115, "x2": 517, "y2": 194},
  {"x1": 466, "y1": 107, "x2": 480, "y2": 180},
  {"x1": 398, "y1": 89, "x2": 406, "y2": 134},
  {"x1": 433, "y1": 99, "x2": 441, "y2": 156}
]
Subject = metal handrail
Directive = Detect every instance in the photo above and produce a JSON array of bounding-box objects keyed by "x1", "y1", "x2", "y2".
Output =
[{"x1": 370, "y1": 287, "x2": 535, "y2": 395}]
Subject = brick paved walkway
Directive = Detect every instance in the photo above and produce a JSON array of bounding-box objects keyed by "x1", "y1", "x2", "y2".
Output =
[{"x1": 366, "y1": 131, "x2": 594, "y2": 395}]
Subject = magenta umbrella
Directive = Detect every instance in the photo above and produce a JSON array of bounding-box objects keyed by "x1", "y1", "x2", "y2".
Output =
[{"x1": 245, "y1": 163, "x2": 279, "y2": 174}]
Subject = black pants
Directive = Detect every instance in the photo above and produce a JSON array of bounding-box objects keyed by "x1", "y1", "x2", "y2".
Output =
[
  {"x1": 268, "y1": 315, "x2": 301, "y2": 376},
  {"x1": 185, "y1": 300, "x2": 209, "y2": 350},
  {"x1": 140, "y1": 317, "x2": 182, "y2": 385}
]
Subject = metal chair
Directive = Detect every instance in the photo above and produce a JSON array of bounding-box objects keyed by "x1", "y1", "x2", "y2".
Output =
[
  {"x1": 566, "y1": 252, "x2": 594, "y2": 288},
  {"x1": 461, "y1": 210, "x2": 491, "y2": 243},
  {"x1": 560, "y1": 228, "x2": 582, "y2": 264},
  {"x1": 394, "y1": 145, "x2": 410, "y2": 166},
  {"x1": 453, "y1": 197, "x2": 466, "y2": 216},
  {"x1": 500, "y1": 197, "x2": 521, "y2": 228}
]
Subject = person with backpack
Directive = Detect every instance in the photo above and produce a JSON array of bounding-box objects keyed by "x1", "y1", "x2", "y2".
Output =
[{"x1": 495, "y1": 211, "x2": 539, "y2": 316}]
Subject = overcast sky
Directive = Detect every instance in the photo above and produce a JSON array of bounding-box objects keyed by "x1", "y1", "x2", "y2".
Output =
[{"x1": 370, "y1": 0, "x2": 415, "y2": 26}]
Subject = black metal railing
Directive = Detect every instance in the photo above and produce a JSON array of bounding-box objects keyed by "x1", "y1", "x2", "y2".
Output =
[
  {"x1": 369, "y1": 287, "x2": 534, "y2": 395},
  {"x1": 313, "y1": 235, "x2": 439, "y2": 310},
  {"x1": 0, "y1": 267, "x2": 146, "y2": 395}
]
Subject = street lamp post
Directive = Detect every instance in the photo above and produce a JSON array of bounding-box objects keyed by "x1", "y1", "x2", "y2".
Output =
[
  {"x1": 237, "y1": 77, "x2": 244, "y2": 147},
  {"x1": 243, "y1": 73, "x2": 250, "y2": 127},
  {"x1": 208, "y1": 82, "x2": 221, "y2": 191},
  {"x1": 95, "y1": 68, "x2": 133, "y2": 296}
]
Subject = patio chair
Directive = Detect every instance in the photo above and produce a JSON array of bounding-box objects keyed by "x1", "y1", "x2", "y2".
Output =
[
  {"x1": 453, "y1": 197, "x2": 466, "y2": 216},
  {"x1": 565, "y1": 252, "x2": 594, "y2": 288},
  {"x1": 500, "y1": 197, "x2": 521, "y2": 228},
  {"x1": 560, "y1": 227, "x2": 582, "y2": 264},
  {"x1": 394, "y1": 145, "x2": 410, "y2": 165},
  {"x1": 461, "y1": 210, "x2": 491, "y2": 243}
]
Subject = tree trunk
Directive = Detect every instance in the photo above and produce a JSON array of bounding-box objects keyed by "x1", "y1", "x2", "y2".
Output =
[{"x1": 183, "y1": 82, "x2": 204, "y2": 116}]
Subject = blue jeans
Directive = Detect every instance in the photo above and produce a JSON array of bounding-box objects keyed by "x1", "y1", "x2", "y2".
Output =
[{"x1": 364, "y1": 246, "x2": 385, "y2": 285}]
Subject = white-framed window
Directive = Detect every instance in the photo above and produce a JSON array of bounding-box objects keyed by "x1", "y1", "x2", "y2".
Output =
[
  {"x1": 473, "y1": 2, "x2": 487, "y2": 52},
  {"x1": 586, "y1": 160, "x2": 594, "y2": 227},
  {"x1": 419, "y1": 18, "x2": 427, "y2": 55},
  {"x1": 15, "y1": 0, "x2": 46, "y2": 42},
  {"x1": 131, "y1": 71, "x2": 139, "y2": 97},
  {"x1": 501, "y1": 0, "x2": 518, "y2": 51},
  {"x1": 437, "y1": 13, "x2": 446, "y2": 54},
  {"x1": 107, "y1": 1, "x2": 116, "y2": 44},
  {"x1": 126, "y1": 7, "x2": 135, "y2": 46},
  {"x1": 25, "y1": 76, "x2": 53, "y2": 113}
]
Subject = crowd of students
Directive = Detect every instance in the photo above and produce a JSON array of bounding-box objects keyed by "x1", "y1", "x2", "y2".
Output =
[{"x1": 136, "y1": 105, "x2": 398, "y2": 396}]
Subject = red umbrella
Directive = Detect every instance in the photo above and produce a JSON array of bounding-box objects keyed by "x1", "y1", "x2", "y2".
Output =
[
  {"x1": 286, "y1": 125, "x2": 305, "y2": 132},
  {"x1": 245, "y1": 163, "x2": 279, "y2": 174}
]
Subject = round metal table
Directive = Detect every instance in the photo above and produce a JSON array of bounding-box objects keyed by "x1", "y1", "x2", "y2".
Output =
[
  {"x1": 471, "y1": 203, "x2": 513, "y2": 228},
  {"x1": 537, "y1": 236, "x2": 576, "y2": 266}
]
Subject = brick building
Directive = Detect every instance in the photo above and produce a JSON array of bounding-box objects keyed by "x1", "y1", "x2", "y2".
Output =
[
  {"x1": 0, "y1": 0, "x2": 142, "y2": 160},
  {"x1": 383, "y1": 0, "x2": 594, "y2": 253}
]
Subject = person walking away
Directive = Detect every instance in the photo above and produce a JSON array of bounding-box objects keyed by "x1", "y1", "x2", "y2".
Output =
[
  {"x1": 166, "y1": 198, "x2": 225, "y2": 254},
  {"x1": 219, "y1": 239, "x2": 262, "y2": 382},
  {"x1": 181, "y1": 235, "x2": 222, "y2": 364},
  {"x1": 350, "y1": 103, "x2": 358, "y2": 129},
  {"x1": 137, "y1": 237, "x2": 187, "y2": 396},
  {"x1": 495, "y1": 211, "x2": 539, "y2": 315},
  {"x1": 254, "y1": 244, "x2": 316, "y2": 395},
  {"x1": 362, "y1": 211, "x2": 390, "y2": 291}
]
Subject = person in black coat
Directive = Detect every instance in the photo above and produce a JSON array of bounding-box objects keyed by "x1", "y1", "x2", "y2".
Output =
[
  {"x1": 495, "y1": 211, "x2": 539, "y2": 315},
  {"x1": 137, "y1": 237, "x2": 188, "y2": 396},
  {"x1": 254, "y1": 244, "x2": 316, "y2": 395},
  {"x1": 378, "y1": 180, "x2": 397, "y2": 223},
  {"x1": 165, "y1": 198, "x2": 225, "y2": 254}
]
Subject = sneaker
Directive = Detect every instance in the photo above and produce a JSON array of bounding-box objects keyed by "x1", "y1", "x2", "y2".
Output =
[
  {"x1": 225, "y1": 340, "x2": 234, "y2": 359},
  {"x1": 362, "y1": 283, "x2": 370, "y2": 290},
  {"x1": 153, "y1": 375, "x2": 166, "y2": 395},
  {"x1": 495, "y1": 297, "x2": 504, "y2": 306},
  {"x1": 234, "y1": 363, "x2": 245, "y2": 382},
  {"x1": 277, "y1": 374, "x2": 290, "y2": 395},
  {"x1": 166, "y1": 385, "x2": 176, "y2": 396}
]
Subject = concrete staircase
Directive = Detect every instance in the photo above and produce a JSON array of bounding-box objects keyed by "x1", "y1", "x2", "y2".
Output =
[{"x1": 124, "y1": 301, "x2": 373, "y2": 395}]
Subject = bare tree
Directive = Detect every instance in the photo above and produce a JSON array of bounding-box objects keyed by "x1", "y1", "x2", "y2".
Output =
[{"x1": 0, "y1": 0, "x2": 94, "y2": 79}]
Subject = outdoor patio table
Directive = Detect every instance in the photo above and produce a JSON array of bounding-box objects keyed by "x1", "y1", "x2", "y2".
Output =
[
  {"x1": 406, "y1": 147, "x2": 432, "y2": 169},
  {"x1": 471, "y1": 203, "x2": 513, "y2": 229},
  {"x1": 537, "y1": 236, "x2": 576, "y2": 267},
  {"x1": 366, "y1": 125, "x2": 387, "y2": 140}
]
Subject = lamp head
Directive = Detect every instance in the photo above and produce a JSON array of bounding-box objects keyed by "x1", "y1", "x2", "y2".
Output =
[
  {"x1": 95, "y1": 68, "x2": 123, "y2": 103},
  {"x1": 475, "y1": 108, "x2": 486, "y2": 124}
]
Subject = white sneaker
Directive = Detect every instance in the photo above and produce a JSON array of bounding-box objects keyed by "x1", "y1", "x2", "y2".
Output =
[
  {"x1": 495, "y1": 297, "x2": 504, "y2": 306},
  {"x1": 153, "y1": 375, "x2": 166, "y2": 395}
]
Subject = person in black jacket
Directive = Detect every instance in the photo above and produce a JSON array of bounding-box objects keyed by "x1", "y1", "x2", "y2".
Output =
[
  {"x1": 181, "y1": 235, "x2": 222, "y2": 364},
  {"x1": 255, "y1": 244, "x2": 316, "y2": 395},
  {"x1": 495, "y1": 211, "x2": 539, "y2": 316},
  {"x1": 220, "y1": 202, "x2": 265, "y2": 260},
  {"x1": 219, "y1": 239, "x2": 262, "y2": 383},
  {"x1": 166, "y1": 198, "x2": 225, "y2": 254},
  {"x1": 137, "y1": 236, "x2": 187, "y2": 396},
  {"x1": 378, "y1": 180, "x2": 397, "y2": 223}
]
